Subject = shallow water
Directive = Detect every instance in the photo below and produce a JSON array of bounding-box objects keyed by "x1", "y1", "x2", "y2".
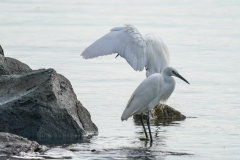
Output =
[{"x1": 1, "y1": 0, "x2": 240, "y2": 159}]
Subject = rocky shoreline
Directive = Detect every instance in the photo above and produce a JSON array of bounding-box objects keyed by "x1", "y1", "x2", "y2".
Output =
[
  {"x1": 0, "y1": 45, "x2": 98, "y2": 158},
  {"x1": 0, "y1": 132, "x2": 47, "y2": 155}
]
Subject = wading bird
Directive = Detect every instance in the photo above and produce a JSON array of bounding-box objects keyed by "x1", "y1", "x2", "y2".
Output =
[
  {"x1": 81, "y1": 24, "x2": 170, "y2": 77},
  {"x1": 121, "y1": 67, "x2": 189, "y2": 142}
]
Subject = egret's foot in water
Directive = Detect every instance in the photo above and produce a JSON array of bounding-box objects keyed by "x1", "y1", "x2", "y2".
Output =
[{"x1": 139, "y1": 137, "x2": 150, "y2": 141}]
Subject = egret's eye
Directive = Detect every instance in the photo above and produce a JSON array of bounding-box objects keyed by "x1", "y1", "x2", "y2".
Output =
[{"x1": 172, "y1": 71, "x2": 175, "y2": 74}]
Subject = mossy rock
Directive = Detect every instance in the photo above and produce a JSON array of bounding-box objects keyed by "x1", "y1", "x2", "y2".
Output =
[{"x1": 133, "y1": 103, "x2": 186, "y2": 120}]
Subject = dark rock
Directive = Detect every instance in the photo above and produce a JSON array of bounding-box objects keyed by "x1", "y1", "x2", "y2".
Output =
[
  {"x1": 0, "y1": 45, "x2": 3, "y2": 56},
  {"x1": 0, "y1": 132, "x2": 47, "y2": 155},
  {"x1": 0, "y1": 69, "x2": 98, "y2": 139},
  {"x1": 0, "y1": 54, "x2": 32, "y2": 75},
  {"x1": 133, "y1": 103, "x2": 186, "y2": 120}
]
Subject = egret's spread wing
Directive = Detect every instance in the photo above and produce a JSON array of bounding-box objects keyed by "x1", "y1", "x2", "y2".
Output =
[
  {"x1": 81, "y1": 24, "x2": 147, "y2": 71},
  {"x1": 121, "y1": 74, "x2": 162, "y2": 120},
  {"x1": 144, "y1": 34, "x2": 170, "y2": 76}
]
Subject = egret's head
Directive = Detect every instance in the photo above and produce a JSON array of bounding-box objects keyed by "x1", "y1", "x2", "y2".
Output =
[{"x1": 163, "y1": 67, "x2": 190, "y2": 84}]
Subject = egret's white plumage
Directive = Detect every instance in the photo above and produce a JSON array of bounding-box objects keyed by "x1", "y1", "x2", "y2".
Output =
[
  {"x1": 121, "y1": 67, "x2": 189, "y2": 142},
  {"x1": 81, "y1": 24, "x2": 170, "y2": 77}
]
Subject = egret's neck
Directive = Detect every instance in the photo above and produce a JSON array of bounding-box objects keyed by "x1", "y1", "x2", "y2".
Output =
[
  {"x1": 162, "y1": 74, "x2": 175, "y2": 85},
  {"x1": 162, "y1": 68, "x2": 171, "y2": 76}
]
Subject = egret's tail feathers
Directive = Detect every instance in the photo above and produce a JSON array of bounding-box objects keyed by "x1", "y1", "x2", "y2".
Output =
[
  {"x1": 121, "y1": 108, "x2": 138, "y2": 121},
  {"x1": 121, "y1": 117, "x2": 128, "y2": 121},
  {"x1": 121, "y1": 112, "x2": 129, "y2": 121}
]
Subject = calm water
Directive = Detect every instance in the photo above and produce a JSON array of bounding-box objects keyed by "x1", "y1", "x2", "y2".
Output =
[{"x1": 1, "y1": 0, "x2": 240, "y2": 159}]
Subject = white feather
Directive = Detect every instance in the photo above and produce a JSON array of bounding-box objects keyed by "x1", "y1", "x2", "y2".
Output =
[
  {"x1": 81, "y1": 24, "x2": 170, "y2": 76},
  {"x1": 121, "y1": 74, "x2": 163, "y2": 120}
]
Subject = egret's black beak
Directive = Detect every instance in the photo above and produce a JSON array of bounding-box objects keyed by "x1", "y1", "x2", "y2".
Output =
[
  {"x1": 115, "y1": 54, "x2": 120, "y2": 58},
  {"x1": 174, "y1": 73, "x2": 190, "y2": 84}
]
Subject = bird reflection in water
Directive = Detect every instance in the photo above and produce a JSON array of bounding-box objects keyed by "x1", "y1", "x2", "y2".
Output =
[{"x1": 133, "y1": 114, "x2": 184, "y2": 147}]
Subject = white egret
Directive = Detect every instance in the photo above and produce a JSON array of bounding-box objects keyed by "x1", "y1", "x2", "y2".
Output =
[
  {"x1": 81, "y1": 24, "x2": 170, "y2": 77},
  {"x1": 121, "y1": 67, "x2": 189, "y2": 142}
]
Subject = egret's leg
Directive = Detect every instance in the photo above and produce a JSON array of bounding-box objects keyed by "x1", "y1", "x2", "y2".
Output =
[
  {"x1": 147, "y1": 110, "x2": 153, "y2": 142},
  {"x1": 140, "y1": 113, "x2": 148, "y2": 138}
]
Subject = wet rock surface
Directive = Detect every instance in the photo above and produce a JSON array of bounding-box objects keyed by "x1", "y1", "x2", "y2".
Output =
[
  {"x1": 0, "y1": 45, "x2": 4, "y2": 56},
  {"x1": 0, "y1": 132, "x2": 47, "y2": 155},
  {"x1": 133, "y1": 103, "x2": 186, "y2": 120},
  {"x1": 0, "y1": 68, "x2": 98, "y2": 139},
  {"x1": 0, "y1": 54, "x2": 32, "y2": 75},
  {"x1": 0, "y1": 48, "x2": 98, "y2": 158}
]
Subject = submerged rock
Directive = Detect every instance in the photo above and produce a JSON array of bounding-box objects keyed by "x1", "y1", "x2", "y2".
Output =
[
  {"x1": 0, "y1": 54, "x2": 32, "y2": 75},
  {"x1": 133, "y1": 103, "x2": 186, "y2": 120},
  {"x1": 39, "y1": 148, "x2": 74, "y2": 159},
  {"x1": 0, "y1": 68, "x2": 98, "y2": 139},
  {"x1": 0, "y1": 132, "x2": 47, "y2": 155}
]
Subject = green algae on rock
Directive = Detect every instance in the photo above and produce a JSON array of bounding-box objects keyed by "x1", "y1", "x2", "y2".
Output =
[{"x1": 133, "y1": 103, "x2": 186, "y2": 120}]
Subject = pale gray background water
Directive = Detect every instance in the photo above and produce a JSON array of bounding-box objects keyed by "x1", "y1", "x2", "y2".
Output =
[{"x1": 1, "y1": 0, "x2": 240, "y2": 159}]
